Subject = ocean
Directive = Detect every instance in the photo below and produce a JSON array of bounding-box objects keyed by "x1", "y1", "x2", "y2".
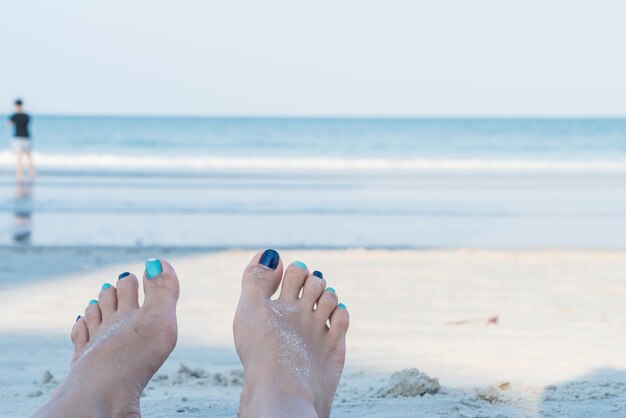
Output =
[
  {"x1": 1, "y1": 117, "x2": 625, "y2": 247},
  {"x1": 2, "y1": 117, "x2": 626, "y2": 171}
]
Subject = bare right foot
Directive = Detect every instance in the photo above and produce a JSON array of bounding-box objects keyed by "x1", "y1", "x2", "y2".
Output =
[
  {"x1": 32, "y1": 259, "x2": 180, "y2": 418},
  {"x1": 234, "y1": 250, "x2": 350, "y2": 418}
]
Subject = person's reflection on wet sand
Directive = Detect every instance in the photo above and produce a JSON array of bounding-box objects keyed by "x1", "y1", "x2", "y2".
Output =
[{"x1": 13, "y1": 181, "x2": 32, "y2": 244}]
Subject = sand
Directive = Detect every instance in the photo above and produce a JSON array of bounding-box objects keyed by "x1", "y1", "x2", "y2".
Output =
[{"x1": 1, "y1": 248, "x2": 625, "y2": 417}]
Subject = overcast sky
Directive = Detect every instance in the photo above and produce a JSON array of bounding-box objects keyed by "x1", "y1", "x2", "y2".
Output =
[{"x1": 1, "y1": 0, "x2": 624, "y2": 116}]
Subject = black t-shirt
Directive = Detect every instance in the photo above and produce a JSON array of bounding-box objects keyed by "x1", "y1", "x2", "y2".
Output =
[{"x1": 9, "y1": 113, "x2": 30, "y2": 138}]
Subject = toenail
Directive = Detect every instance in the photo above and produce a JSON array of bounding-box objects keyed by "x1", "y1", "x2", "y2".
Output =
[
  {"x1": 146, "y1": 259, "x2": 163, "y2": 279},
  {"x1": 101, "y1": 283, "x2": 111, "y2": 290},
  {"x1": 326, "y1": 287, "x2": 336, "y2": 293},
  {"x1": 259, "y1": 249, "x2": 280, "y2": 270},
  {"x1": 338, "y1": 303, "x2": 347, "y2": 310},
  {"x1": 293, "y1": 261, "x2": 307, "y2": 270},
  {"x1": 89, "y1": 299, "x2": 98, "y2": 305},
  {"x1": 313, "y1": 270, "x2": 323, "y2": 279},
  {"x1": 76, "y1": 315, "x2": 81, "y2": 322},
  {"x1": 118, "y1": 272, "x2": 130, "y2": 280}
]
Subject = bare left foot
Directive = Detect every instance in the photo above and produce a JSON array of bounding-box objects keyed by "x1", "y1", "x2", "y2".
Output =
[{"x1": 234, "y1": 250, "x2": 350, "y2": 418}]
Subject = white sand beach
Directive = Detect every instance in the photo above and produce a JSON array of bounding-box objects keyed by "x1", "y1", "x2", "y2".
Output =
[{"x1": 1, "y1": 248, "x2": 625, "y2": 417}]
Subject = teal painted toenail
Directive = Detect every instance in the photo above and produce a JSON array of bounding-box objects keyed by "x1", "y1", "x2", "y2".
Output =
[
  {"x1": 293, "y1": 261, "x2": 307, "y2": 270},
  {"x1": 326, "y1": 287, "x2": 336, "y2": 293},
  {"x1": 101, "y1": 283, "x2": 111, "y2": 290},
  {"x1": 338, "y1": 303, "x2": 347, "y2": 310},
  {"x1": 89, "y1": 299, "x2": 98, "y2": 305},
  {"x1": 146, "y1": 259, "x2": 162, "y2": 279}
]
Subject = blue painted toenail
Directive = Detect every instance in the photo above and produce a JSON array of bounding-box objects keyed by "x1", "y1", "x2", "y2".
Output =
[
  {"x1": 118, "y1": 272, "x2": 130, "y2": 280},
  {"x1": 101, "y1": 283, "x2": 111, "y2": 290},
  {"x1": 338, "y1": 303, "x2": 347, "y2": 310},
  {"x1": 326, "y1": 287, "x2": 336, "y2": 293},
  {"x1": 76, "y1": 315, "x2": 81, "y2": 322},
  {"x1": 146, "y1": 259, "x2": 162, "y2": 279},
  {"x1": 313, "y1": 270, "x2": 323, "y2": 279},
  {"x1": 89, "y1": 299, "x2": 98, "y2": 305},
  {"x1": 259, "y1": 249, "x2": 280, "y2": 270},
  {"x1": 293, "y1": 261, "x2": 307, "y2": 270}
]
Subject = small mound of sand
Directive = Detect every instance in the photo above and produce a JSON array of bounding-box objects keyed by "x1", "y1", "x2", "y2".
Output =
[
  {"x1": 167, "y1": 364, "x2": 244, "y2": 387},
  {"x1": 475, "y1": 381, "x2": 511, "y2": 403},
  {"x1": 476, "y1": 385, "x2": 501, "y2": 403},
  {"x1": 27, "y1": 390, "x2": 43, "y2": 398},
  {"x1": 34, "y1": 370, "x2": 57, "y2": 387},
  {"x1": 41, "y1": 371, "x2": 54, "y2": 385},
  {"x1": 377, "y1": 368, "x2": 440, "y2": 398},
  {"x1": 28, "y1": 370, "x2": 58, "y2": 398}
]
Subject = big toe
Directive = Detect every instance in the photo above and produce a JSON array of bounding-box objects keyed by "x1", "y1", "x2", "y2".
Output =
[
  {"x1": 142, "y1": 259, "x2": 180, "y2": 310},
  {"x1": 241, "y1": 249, "x2": 284, "y2": 301}
]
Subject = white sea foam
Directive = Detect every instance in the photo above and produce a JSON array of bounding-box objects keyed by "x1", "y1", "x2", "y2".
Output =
[{"x1": 1, "y1": 150, "x2": 626, "y2": 172}]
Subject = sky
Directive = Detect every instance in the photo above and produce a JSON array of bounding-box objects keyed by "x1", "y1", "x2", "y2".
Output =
[{"x1": 1, "y1": 0, "x2": 625, "y2": 116}]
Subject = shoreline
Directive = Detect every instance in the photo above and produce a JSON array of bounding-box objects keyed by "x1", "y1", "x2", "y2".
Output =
[{"x1": 2, "y1": 169, "x2": 626, "y2": 248}]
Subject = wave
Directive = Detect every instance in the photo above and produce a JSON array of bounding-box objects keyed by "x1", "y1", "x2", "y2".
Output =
[{"x1": 1, "y1": 151, "x2": 626, "y2": 172}]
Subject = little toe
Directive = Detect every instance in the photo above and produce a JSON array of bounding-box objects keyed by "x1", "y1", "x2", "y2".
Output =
[
  {"x1": 278, "y1": 261, "x2": 309, "y2": 301},
  {"x1": 71, "y1": 315, "x2": 89, "y2": 354},
  {"x1": 315, "y1": 287, "x2": 339, "y2": 323},
  {"x1": 116, "y1": 271, "x2": 140, "y2": 311},
  {"x1": 98, "y1": 283, "x2": 118, "y2": 317},
  {"x1": 241, "y1": 249, "x2": 284, "y2": 300},
  {"x1": 84, "y1": 299, "x2": 102, "y2": 335},
  {"x1": 70, "y1": 316, "x2": 89, "y2": 366},
  {"x1": 328, "y1": 304, "x2": 350, "y2": 340},
  {"x1": 301, "y1": 270, "x2": 327, "y2": 309},
  {"x1": 142, "y1": 259, "x2": 180, "y2": 310}
]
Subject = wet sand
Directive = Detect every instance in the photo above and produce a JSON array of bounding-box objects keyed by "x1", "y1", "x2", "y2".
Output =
[{"x1": 2, "y1": 168, "x2": 626, "y2": 248}]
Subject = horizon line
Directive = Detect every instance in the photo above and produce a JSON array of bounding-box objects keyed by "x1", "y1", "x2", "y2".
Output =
[{"x1": 2, "y1": 113, "x2": 626, "y2": 119}]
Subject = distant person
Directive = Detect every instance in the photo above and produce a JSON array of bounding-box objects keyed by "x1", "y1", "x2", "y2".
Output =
[{"x1": 7, "y1": 99, "x2": 36, "y2": 181}]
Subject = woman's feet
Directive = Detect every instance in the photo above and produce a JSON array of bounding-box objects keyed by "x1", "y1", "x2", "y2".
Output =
[
  {"x1": 32, "y1": 251, "x2": 348, "y2": 417},
  {"x1": 33, "y1": 259, "x2": 180, "y2": 418},
  {"x1": 234, "y1": 250, "x2": 350, "y2": 418}
]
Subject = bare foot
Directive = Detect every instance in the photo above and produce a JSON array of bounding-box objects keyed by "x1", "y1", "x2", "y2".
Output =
[
  {"x1": 234, "y1": 250, "x2": 350, "y2": 418},
  {"x1": 32, "y1": 259, "x2": 180, "y2": 418}
]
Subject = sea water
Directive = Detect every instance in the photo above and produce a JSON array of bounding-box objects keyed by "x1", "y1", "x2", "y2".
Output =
[
  {"x1": 0, "y1": 117, "x2": 625, "y2": 247},
  {"x1": 1, "y1": 117, "x2": 626, "y2": 172}
]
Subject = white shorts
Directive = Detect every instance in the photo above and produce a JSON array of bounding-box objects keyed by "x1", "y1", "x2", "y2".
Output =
[{"x1": 12, "y1": 138, "x2": 31, "y2": 152}]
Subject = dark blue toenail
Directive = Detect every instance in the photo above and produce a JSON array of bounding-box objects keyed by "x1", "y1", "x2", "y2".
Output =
[
  {"x1": 118, "y1": 272, "x2": 130, "y2": 280},
  {"x1": 313, "y1": 270, "x2": 323, "y2": 279},
  {"x1": 76, "y1": 315, "x2": 81, "y2": 322},
  {"x1": 259, "y1": 249, "x2": 280, "y2": 270}
]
